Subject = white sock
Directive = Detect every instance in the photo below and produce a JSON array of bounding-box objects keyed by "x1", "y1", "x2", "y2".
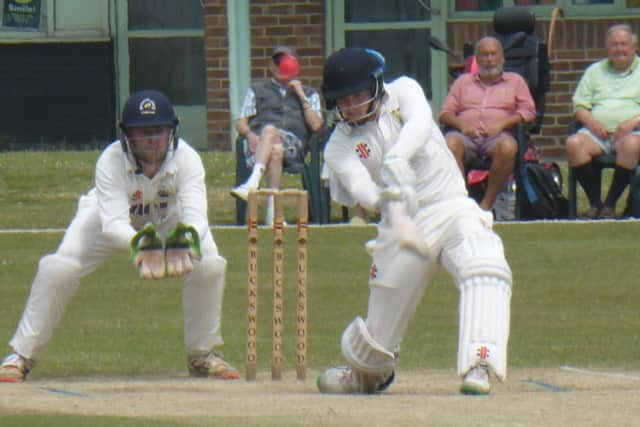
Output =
[{"x1": 246, "y1": 163, "x2": 265, "y2": 189}]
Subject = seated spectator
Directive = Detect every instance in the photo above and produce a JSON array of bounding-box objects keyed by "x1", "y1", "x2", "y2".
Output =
[
  {"x1": 231, "y1": 46, "x2": 324, "y2": 224},
  {"x1": 439, "y1": 36, "x2": 536, "y2": 212},
  {"x1": 565, "y1": 24, "x2": 640, "y2": 219}
]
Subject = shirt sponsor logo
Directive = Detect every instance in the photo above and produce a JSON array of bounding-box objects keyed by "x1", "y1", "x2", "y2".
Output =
[{"x1": 130, "y1": 203, "x2": 150, "y2": 216}]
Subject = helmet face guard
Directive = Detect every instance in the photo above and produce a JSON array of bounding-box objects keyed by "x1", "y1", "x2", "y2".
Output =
[
  {"x1": 333, "y1": 79, "x2": 383, "y2": 125},
  {"x1": 322, "y1": 48, "x2": 385, "y2": 115},
  {"x1": 124, "y1": 127, "x2": 177, "y2": 172}
]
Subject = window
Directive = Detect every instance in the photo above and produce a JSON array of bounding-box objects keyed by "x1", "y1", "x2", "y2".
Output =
[
  {"x1": 572, "y1": 0, "x2": 613, "y2": 3},
  {"x1": 128, "y1": 0, "x2": 203, "y2": 30},
  {"x1": 453, "y1": 0, "x2": 637, "y2": 12},
  {"x1": 455, "y1": 0, "x2": 503, "y2": 11},
  {"x1": 345, "y1": 0, "x2": 430, "y2": 22},
  {"x1": 129, "y1": 37, "x2": 205, "y2": 105},
  {"x1": 346, "y1": 29, "x2": 433, "y2": 99},
  {"x1": 341, "y1": 0, "x2": 435, "y2": 99},
  {"x1": 514, "y1": 0, "x2": 555, "y2": 4},
  {"x1": 127, "y1": 0, "x2": 205, "y2": 106}
]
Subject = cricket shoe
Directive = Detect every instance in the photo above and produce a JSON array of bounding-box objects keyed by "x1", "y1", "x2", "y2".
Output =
[
  {"x1": 0, "y1": 352, "x2": 34, "y2": 383},
  {"x1": 187, "y1": 352, "x2": 239, "y2": 380},
  {"x1": 230, "y1": 183, "x2": 253, "y2": 201},
  {"x1": 460, "y1": 365, "x2": 491, "y2": 395},
  {"x1": 317, "y1": 366, "x2": 395, "y2": 394}
]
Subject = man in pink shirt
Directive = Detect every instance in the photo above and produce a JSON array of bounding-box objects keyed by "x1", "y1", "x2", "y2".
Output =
[{"x1": 440, "y1": 36, "x2": 536, "y2": 212}]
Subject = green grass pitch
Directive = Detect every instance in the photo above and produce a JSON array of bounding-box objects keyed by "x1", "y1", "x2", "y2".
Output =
[{"x1": 1, "y1": 151, "x2": 639, "y2": 426}]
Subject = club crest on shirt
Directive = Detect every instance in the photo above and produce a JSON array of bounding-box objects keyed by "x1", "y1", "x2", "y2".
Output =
[
  {"x1": 369, "y1": 264, "x2": 378, "y2": 280},
  {"x1": 355, "y1": 142, "x2": 371, "y2": 159},
  {"x1": 131, "y1": 190, "x2": 142, "y2": 202}
]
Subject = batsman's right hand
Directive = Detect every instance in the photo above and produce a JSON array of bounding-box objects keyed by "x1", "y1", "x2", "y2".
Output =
[
  {"x1": 380, "y1": 156, "x2": 418, "y2": 216},
  {"x1": 130, "y1": 224, "x2": 166, "y2": 279},
  {"x1": 386, "y1": 201, "x2": 430, "y2": 258}
]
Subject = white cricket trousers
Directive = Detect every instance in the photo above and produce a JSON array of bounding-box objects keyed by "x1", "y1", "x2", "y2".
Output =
[{"x1": 10, "y1": 193, "x2": 226, "y2": 360}]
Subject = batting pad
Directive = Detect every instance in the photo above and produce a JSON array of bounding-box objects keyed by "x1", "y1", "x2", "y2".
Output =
[
  {"x1": 443, "y1": 230, "x2": 512, "y2": 284},
  {"x1": 457, "y1": 275, "x2": 511, "y2": 380},
  {"x1": 341, "y1": 316, "x2": 396, "y2": 374}
]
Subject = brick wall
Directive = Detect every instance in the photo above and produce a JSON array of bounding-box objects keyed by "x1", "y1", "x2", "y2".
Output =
[
  {"x1": 203, "y1": 0, "x2": 325, "y2": 151},
  {"x1": 447, "y1": 19, "x2": 640, "y2": 159},
  {"x1": 248, "y1": 0, "x2": 325, "y2": 89},
  {"x1": 203, "y1": 0, "x2": 230, "y2": 150},
  {"x1": 204, "y1": 3, "x2": 639, "y2": 156}
]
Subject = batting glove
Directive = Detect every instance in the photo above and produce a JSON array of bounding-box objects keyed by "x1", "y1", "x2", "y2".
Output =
[
  {"x1": 386, "y1": 201, "x2": 430, "y2": 257},
  {"x1": 130, "y1": 224, "x2": 166, "y2": 279},
  {"x1": 164, "y1": 223, "x2": 202, "y2": 277},
  {"x1": 379, "y1": 185, "x2": 418, "y2": 217}
]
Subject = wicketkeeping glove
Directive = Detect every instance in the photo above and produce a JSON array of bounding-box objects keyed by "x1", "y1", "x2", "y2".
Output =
[
  {"x1": 130, "y1": 224, "x2": 166, "y2": 279},
  {"x1": 164, "y1": 223, "x2": 202, "y2": 277}
]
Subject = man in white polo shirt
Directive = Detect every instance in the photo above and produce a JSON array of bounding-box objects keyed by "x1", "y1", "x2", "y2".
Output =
[{"x1": 566, "y1": 24, "x2": 640, "y2": 219}]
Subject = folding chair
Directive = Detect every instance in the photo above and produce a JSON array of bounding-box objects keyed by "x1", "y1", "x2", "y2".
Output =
[
  {"x1": 234, "y1": 133, "x2": 328, "y2": 225},
  {"x1": 566, "y1": 121, "x2": 640, "y2": 218}
]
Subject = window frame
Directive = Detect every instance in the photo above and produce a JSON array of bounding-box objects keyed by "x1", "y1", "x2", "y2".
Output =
[
  {"x1": 0, "y1": 0, "x2": 111, "y2": 41},
  {"x1": 326, "y1": 0, "x2": 449, "y2": 118},
  {"x1": 449, "y1": 0, "x2": 638, "y2": 20},
  {"x1": 124, "y1": 1, "x2": 207, "y2": 148}
]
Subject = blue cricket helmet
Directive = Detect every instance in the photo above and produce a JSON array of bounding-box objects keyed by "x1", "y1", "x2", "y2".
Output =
[
  {"x1": 120, "y1": 89, "x2": 178, "y2": 130},
  {"x1": 322, "y1": 48, "x2": 385, "y2": 110}
]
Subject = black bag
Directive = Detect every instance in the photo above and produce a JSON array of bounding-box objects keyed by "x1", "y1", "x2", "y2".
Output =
[{"x1": 520, "y1": 162, "x2": 568, "y2": 219}]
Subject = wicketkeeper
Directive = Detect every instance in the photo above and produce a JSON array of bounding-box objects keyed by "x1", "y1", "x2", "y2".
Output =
[
  {"x1": 317, "y1": 48, "x2": 512, "y2": 395},
  {"x1": 0, "y1": 90, "x2": 239, "y2": 382}
]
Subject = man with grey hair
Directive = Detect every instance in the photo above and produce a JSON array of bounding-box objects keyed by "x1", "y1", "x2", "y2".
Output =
[
  {"x1": 566, "y1": 24, "x2": 640, "y2": 219},
  {"x1": 440, "y1": 36, "x2": 536, "y2": 213}
]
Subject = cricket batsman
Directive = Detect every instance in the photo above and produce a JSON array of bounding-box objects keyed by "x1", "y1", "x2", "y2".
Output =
[
  {"x1": 316, "y1": 48, "x2": 512, "y2": 395},
  {"x1": 0, "y1": 90, "x2": 239, "y2": 382}
]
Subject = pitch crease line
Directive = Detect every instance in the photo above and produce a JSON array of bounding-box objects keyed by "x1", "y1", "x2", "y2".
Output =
[
  {"x1": 520, "y1": 379, "x2": 569, "y2": 392},
  {"x1": 560, "y1": 365, "x2": 640, "y2": 381}
]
